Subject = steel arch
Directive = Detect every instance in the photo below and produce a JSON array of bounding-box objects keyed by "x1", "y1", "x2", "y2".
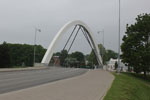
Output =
[{"x1": 41, "y1": 20, "x2": 103, "y2": 67}]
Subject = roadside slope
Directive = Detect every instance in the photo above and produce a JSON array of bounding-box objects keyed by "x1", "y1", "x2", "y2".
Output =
[{"x1": 104, "y1": 73, "x2": 150, "y2": 100}]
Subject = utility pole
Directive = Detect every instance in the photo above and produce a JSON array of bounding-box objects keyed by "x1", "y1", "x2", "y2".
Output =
[
  {"x1": 33, "y1": 28, "x2": 41, "y2": 66},
  {"x1": 117, "y1": 0, "x2": 121, "y2": 73}
]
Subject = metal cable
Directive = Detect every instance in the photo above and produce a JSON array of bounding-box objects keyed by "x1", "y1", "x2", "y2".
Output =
[
  {"x1": 67, "y1": 26, "x2": 81, "y2": 53},
  {"x1": 80, "y1": 27, "x2": 94, "y2": 49},
  {"x1": 62, "y1": 25, "x2": 77, "y2": 50}
]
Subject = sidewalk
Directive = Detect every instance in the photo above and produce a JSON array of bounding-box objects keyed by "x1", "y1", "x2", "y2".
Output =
[
  {"x1": 0, "y1": 66, "x2": 47, "y2": 72},
  {"x1": 0, "y1": 69, "x2": 114, "y2": 100}
]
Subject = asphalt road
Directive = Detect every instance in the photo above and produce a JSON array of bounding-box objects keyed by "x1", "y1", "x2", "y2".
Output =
[{"x1": 0, "y1": 67, "x2": 87, "y2": 94}]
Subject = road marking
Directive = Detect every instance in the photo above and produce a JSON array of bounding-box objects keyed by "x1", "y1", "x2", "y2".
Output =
[{"x1": 0, "y1": 68, "x2": 83, "y2": 88}]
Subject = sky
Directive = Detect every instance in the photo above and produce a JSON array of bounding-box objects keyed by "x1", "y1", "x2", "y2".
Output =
[{"x1": 0, "y1": 0, "x2": 150, "y2": 54}]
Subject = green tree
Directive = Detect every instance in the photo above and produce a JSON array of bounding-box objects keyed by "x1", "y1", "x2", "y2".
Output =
[
  {"x1": 70, "y1": 51, "x2": 85, "y2": 67},
  {"x1": 121, "y1": 13, "x2": 150, "y2": 77},
  {"x1": 70, "y1": 51, "x2": 84, "y2": 63},
  {"x1": 53, "y1": 52, "x2": 61, "y2": 56},
  {"x1": 8, "y1": 43, "x2": 46, "y2": 67},
  {"x1": 105, "y1": 50, "x2": 118, "y2": 62},
  {"x1": 0, "y1": 42, "x2": 11, "y2": 68},
  {"x1": 88, "y1": 44, "x2": 105, "y2": 65},
  {"x1": 98, "y1": 44, "x2": 107, "y2": 64},
  {"x1": 88, "y1": 51, "x2": 98, "y2": 65},
  {"x1": 88, "y1": 44, "x2": 117, "y2": 65},
  {"x1": 34, "y1": 45, "x2": 46, "y2": 63},
  {"x1": 64, "y1": 57, "x2": 78, "y2": 67},
  {"x1": 60, "y1": 50, "x2": 68, "y2": 66}
]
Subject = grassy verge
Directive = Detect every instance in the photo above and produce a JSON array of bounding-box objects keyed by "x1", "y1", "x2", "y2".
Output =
[{"x1": 104, "y1": 72, "x2": 150, "y2": 100}]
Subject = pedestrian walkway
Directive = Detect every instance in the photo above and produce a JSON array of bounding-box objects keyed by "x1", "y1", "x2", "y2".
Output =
[{"x1": 0, "y1": 69, "x2": 114, "y2": 100}]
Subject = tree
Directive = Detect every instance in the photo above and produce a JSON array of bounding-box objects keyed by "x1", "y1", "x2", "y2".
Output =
[
  {"x1": 53, "y1": 52, "x2": 61, "y2": 56},
  {"x1": 98, "y1": 44, "x2": 106, "y2": 59},
  {"x1": 88, "y1": 44, "x2": 118, "y2": 65},
  {"x1": 60, "y1": 50, "x2": 68, "y2": 66},
  {"x1": 34, "y1": 45, "x2": 46, "y2": 63},
  {"x1": 70, "y1": 51, "x2": 85, "y2": 67},
  {"x1": 70, "y1": 51, "x2": 84, "y2": 63},
  {"x1": 0, "y1": 42, "x2": 11, "y2": 68},
  {"x1": 88, "y1": 51, "x2": 98, "y2": 65},
  {"x1": 105, "y1": 50, "x2": 118, "y2": 61},
  {"x1": 7, "y1": 43, "x2": 46, "y2": 67},
  {"x1": 64, "y1": 57, "x2": 78, "y2": 67},
  {"x1": 98, "y1": 44, "x2": 109, "y2": 64},
  {"x1": 121, "y1": 13, "x2": 150, "y2": 77},
  {"x1": 88, "y1": 44, "x2": 105, "y2": 65}
]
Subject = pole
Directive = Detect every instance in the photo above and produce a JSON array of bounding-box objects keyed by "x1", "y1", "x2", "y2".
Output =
[
  {"x1": 33, "y1": 28, "x2": 37, "y2": 66},
  {"x1": 102, "y1": 29, "x2": 104, "y2": 52},
  {"x1": 117, "y1": 0, "x2": 121, "y2": 73},
  {"x1": 102, "y1": 30, "x2": 104, "y2": 64},
  {"x1": 98, "y1": 30, "x2": 104, "y2": 64}
]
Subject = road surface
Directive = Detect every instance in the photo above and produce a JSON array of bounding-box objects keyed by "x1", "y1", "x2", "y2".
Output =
[
  {"x1": 0, "y1": 69, "x2": 114, "y2": 100},
  {"x1": 0, "y1": 67, "x2": 87, "y2": 94}
]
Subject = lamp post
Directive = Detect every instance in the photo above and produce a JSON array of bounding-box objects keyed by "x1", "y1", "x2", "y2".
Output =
[
  {"x1": 98, "y1": 29, "x2": 104, "y2": 63},
  {"x1": 117, "y1": 0, "x2": 121, "y2": 73},
  {"x1": 33, "y1": 28, "x2": 41, "y2": 66}
]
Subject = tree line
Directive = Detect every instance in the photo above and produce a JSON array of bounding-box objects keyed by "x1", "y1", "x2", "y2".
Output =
[
  {"x1": 51, "y1": 44, "x2": 118, "y2": 69},
  {"x1": 88, "y1": 44, "x2": 118, "y2": 65},
  {"x1": 0, "y1": 42, "x2": 46, "y2": 68},
  {"x1": 0, "y1": 42, "x2": 117, "y2": 68}
]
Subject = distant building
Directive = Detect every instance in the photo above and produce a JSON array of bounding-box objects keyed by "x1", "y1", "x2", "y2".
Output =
[{"x1": 107, "y1": 58, "x2": 128, "y2": 72}]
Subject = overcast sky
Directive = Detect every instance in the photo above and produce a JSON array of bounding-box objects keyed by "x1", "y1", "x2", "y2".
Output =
[{"x1": 0, "y1": 0, "x2": 150, "y2": 54}]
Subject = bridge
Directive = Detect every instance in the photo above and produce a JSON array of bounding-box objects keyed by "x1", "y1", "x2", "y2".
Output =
[
  {"x1": 41, "y1": 20, "x2": 103, "y2": 68},
  {"x1": 0, "y1": 21, "x2": 113, "y2": 100}
]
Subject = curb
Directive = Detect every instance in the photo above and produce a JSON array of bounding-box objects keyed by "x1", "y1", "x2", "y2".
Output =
[
  {"x1": 99, "y1": 71, "x2": 115, "y2": 100},
  {"x1": 0, "y1": 67, "x2": 48, "y2": 72}
]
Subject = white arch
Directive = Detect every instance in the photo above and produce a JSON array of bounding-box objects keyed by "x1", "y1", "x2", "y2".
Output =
[{"x1": 41, "y1": 20, "x2": 103, "y2": 67}]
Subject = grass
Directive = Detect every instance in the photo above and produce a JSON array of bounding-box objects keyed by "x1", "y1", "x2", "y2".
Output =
[{"x1": 104, "y1": 72, "x2": 150, "y2": 100}]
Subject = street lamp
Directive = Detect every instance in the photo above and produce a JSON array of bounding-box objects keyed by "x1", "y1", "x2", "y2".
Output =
[
  {"x1": 117, "y1": 0, "x2": 121, "y2": 73},
  {"x1": 97, "y1": 29, "x2": 104, "y2": 63},
  {"x1": 97, "y1": 29, "x2": 104, "y2": 47},
  {"x1": 33, "y1": 28, "x2": 41, "y2": 66}
]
